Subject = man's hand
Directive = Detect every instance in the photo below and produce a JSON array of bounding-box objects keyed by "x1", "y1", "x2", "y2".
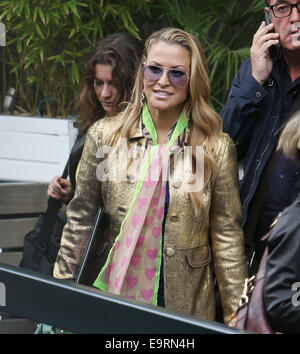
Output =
[{"x1": 250, "y1": 21, "x2": 280, "y2": 85}]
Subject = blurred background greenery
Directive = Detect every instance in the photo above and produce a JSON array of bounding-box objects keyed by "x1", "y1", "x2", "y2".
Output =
[{"x1": 0, "y1": 0, "x2": 265, "y2": 117}]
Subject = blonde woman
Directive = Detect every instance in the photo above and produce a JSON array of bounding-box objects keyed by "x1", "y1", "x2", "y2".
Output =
[{"x1": 54, "y1": 28, "x2": 247, "y2": 325}]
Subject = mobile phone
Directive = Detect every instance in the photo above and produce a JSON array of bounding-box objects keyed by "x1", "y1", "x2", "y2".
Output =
[{"x1": 264, "y1": 12, "x2": 280, "y2": 61}]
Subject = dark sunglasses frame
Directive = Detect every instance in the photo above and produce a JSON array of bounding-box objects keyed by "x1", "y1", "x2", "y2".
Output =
[{"x1": 142, "y1": 64, "x2": 190, "y2": 88}]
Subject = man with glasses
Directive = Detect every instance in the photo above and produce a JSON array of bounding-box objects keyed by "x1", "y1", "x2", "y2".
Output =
[{"x1": 220, "y1": 0, "x2": 300, "y2": 274}]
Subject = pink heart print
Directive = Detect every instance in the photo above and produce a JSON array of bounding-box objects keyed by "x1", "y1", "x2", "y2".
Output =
[
  {"x1": 160, "y1": 185, "x2": 166, "y2": 198},
  {"x1": 115, "y1": 277, "x2": 120, "y2": 289},
  {"x1": 144, "y1": 216, "x2": 154, "y2": 227},
  {"x1": 138, "y1": 197, "x2": 148, "y2": 210},
  {"x1": 131, "y1": 254, "x2": 141, "y2": 267},
  {"x1": 152, "y1": 226, "x2": 161, "y2": 239},
  {"x1": 107, "y1": 280, "x2": 112, "y2": 291},
  {"x1": 126, "y1": 276, "x2": 138, "y2": 289},
  {"x1": 121, "y1": 257, "x2": 127, "y2": 268},
  {"x1": 151, "y1": 197, "x2": 159, "y2": 208},
  {"x1": 141, "y1": 288, "x2": 154, "y2": 302},
  {"x1": 155, "y1": 207, "x2": 164, "y2": 220},
  {"x1": 147, "y1": 248, "x2": 159, "y2": 260},
  {"x1": 136, "y1": 235, "x2": 145, "y2": 247},
  {"x1": 145, "y1": 268, "x2": 156, "y2": 280},
  {"x1": 126, "y1": 237, "x2": 134, "y2": 249},
  {"x1": 105, "y1": 262, "x2": 115, "y2": 276},
  {"x1": 132, "y1": 215, "x2": 141, "y2": 228},
  {"x1": 115, "y1": 241, "x2": 121, "y2": 251},
  {"x1": 144, "y1": 180, "x2": 156, "y2": 189}
]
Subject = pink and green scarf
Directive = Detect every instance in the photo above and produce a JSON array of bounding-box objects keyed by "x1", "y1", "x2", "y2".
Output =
[{"x1": 93, "y1": 104, "x2": 188, "y2": 305}]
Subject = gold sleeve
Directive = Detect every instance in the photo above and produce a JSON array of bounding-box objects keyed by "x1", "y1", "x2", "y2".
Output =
[
  {"x1": 53, "y1": 122, "x2": 102, "y2": 279},
  {"x1": 210, "y1": 135, "x2": 247, "y2": 324}
]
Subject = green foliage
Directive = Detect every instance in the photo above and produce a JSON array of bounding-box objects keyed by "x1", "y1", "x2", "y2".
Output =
[
  {"x1": 0, "y1": 0, "x2": 267, "y2": 116},
  {"x1": 0, "y1": 0, "x2": 150, "y2": 117},
  {"x1": 159, "y1": 0, "x2": 265, "y2": 111}
]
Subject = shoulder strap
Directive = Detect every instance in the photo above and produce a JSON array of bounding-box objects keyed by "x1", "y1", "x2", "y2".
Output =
[{"x1": 38, "y1": 158, "x2": 70, "y2": 249}]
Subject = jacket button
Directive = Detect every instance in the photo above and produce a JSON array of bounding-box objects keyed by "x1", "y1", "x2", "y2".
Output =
[
  {"x1": 118, "y1": 206, "x2": 127, "y2": 213},
  {"x1": 172, "y1": 181, "x2": 181, "y2": 189},
  {"x1": 166, "y1": 247, "x2": 175, "y2": 257},
  {"x1": 256, "y1": 91, "x2": 262, "y2": 98},
  {"x1": 170, "y1": 214, "x2": 178, "y2": 222},
  {"x1": 127, "y1": 175, "x2": 135, "y2": 184}
]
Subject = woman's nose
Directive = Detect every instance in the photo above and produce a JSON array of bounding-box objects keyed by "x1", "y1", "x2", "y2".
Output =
[
  {"x1": 157, "y1": 69, "x2": 170, "y2": 86},
  {"x1": 101, "y1": 84, "x2": 111, "y2": 98}
]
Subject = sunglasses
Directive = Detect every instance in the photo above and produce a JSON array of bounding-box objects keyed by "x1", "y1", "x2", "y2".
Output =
[{"x1": 142, "y1": 64, "x2": 189, "y2": 88}]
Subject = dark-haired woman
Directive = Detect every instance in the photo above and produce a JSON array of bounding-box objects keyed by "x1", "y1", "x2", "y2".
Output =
[{"x1": 47, "y1": 32, "x2": 140, "y2": 202}]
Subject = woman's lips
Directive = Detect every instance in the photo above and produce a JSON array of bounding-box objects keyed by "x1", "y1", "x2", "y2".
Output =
[{"x1": 153, "y1": 90, "x2": 172, "y2": 98}]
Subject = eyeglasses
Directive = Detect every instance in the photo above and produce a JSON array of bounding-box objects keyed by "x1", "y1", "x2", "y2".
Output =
[
  {"x1": 142, "y1": 65, "x2": 189, "y2": 88},
  {"x1": 270, "y1": 2, "x2": 300, "y2": 18}
]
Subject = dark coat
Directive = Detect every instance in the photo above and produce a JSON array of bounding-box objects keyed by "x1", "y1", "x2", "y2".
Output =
[
  {"x1": 263, "y1": 195, "x2": 300, "y2": 333},
  {"x1": 220, "y1": 57, "x2": 300, "y2": 252}
]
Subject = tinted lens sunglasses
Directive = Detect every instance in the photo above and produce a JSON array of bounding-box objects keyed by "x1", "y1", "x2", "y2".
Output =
[{"x1": 142, "y1": 65, "x2": 189, "y2": 88}]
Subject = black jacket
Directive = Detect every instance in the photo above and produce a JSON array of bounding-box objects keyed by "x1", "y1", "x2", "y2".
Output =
[
  {"x1": 263, "y1": 195, "x2": 300, "y2": 333},
  {"x1": 220, "y1": 57, "x2": 300, "y2": 259},
  {"x1": 220, "y1": 58, "x2": 300, "y2": 227}
]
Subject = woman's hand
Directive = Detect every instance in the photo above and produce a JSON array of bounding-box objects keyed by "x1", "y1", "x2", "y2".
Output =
[{"x1": 47, "y1": 176, "x2": 73, "y2": 203}]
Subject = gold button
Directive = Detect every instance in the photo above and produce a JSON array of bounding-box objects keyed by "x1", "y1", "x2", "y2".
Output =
[
  {"x1": 170, "y1": 214, "x2": 178, "y2": 222},
  {"x1": 166, "y1": 247, "x2": 175, "y2": 257},
  {"x1": 172, "y1": 181, "x2": 181, "y2": 189},
  {"x1": 118, "y1": 206, "x2": 127, "y2": 214},
  {"x1": 127, "y1": 174, "x2": 135, "y2": 184}
]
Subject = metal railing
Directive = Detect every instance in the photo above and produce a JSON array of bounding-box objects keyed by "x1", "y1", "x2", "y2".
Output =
[{"x1": 0, "y1": 263, "x2": 245, "y2": 334}]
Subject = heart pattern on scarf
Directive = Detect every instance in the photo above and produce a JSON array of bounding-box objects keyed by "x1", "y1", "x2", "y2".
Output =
[
  {"x1": 138, "y1": 197, "x2": 148, "y2": 210},
  {"x1": 126, "y1": 276, "x2": 138, "y2": 289},
  {"x1": 141, "y1": 288, "x2": 154, "y2": 302},
  {"x1": 131, "y1": 254, "x2": 141, "y2": 267},
  {"x1": 145, "y1": 268, "x2": 156, "y2": 280},
  {"x1": 132, "y1": 215, "x2": 141, "y2": 228},
  {"x1": 147, "y1": 248, "x2": 159, "y2": 260},
  {"x1": 152, "y1": 226, "x2": 161, "y2": 239}
]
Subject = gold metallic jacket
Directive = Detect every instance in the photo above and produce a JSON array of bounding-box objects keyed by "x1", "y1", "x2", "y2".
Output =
[{"x1": 54, "y1": 116, "x2": 247, "y2": 324}]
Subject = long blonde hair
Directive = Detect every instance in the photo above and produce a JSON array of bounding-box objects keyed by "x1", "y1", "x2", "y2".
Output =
[
  {"x1": 106, "y1": 27, "x2": 223, "y2": 212},
  {"x1": 278, "y1": 111, "x2": 300, "y2": 165}
]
